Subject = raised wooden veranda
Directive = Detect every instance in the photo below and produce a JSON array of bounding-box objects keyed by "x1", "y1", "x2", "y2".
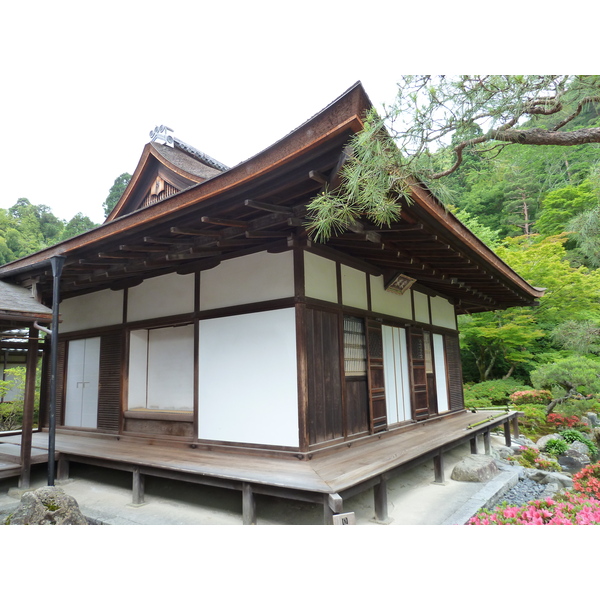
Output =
[{"x1": 0, "y1": 409, "x2": 520, "y2": 524}]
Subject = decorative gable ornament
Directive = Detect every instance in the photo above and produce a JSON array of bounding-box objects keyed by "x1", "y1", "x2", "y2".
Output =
[
  {"x1": 385, "y1": 273, "x2": 416, "y2": 295},
  {"x1": 150, "y1": 125, "x2": 174, "y2": 147}
]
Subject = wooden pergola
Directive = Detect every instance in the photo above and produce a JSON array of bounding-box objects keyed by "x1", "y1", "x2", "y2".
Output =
[{"x1": 0, "y1": 280, "x2": 52, "y2": 488}]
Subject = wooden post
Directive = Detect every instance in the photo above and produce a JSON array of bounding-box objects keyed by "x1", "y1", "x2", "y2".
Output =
[
  {"x1": 433, "y1": 452, "x2": 445, "y2": 483},
  {"x1": 503, "y1": 421, "x2": 512, "y2": 447},
  {"x1": 483, "y1": 430, "x2": 491, "y2": 455},
  {"x1": 132, "y1": 468, "x2": 145, "y2": 505},
  {"x1": 512, "y1": 415, "x2": 520, "y2": 438},
  {"x1": 374, "y1": 479, "x2": 388, "y2": 522},
  {"x1": 19, "y1": 326, "x2": 39, "y2": 489},
  {"x1": 242, "y1": 483, "x2": 256, "y2": 525},
  {"x1": 56, "y1": 457, "x2": 69, "y2": 481},
  {"x1": 470, "y1": 436, "x2": 478, "y2": 454},
  {"x1": 323, "y1": 500, "x2": 334, "y2": 525}
]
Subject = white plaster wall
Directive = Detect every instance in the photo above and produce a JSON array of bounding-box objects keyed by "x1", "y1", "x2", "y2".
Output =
[
  {"x1": 127, "y1": 272, "x2": 195, "y2": 322},
  {"x1": 370, "y1": 274, "x2": 413, "y2": 320},
  {"x1": 198, "y1": 308, "x2": 299, "y2": 447},
  {"x1": 304, "y1": 252, "x2": 338, "y2": 303},
  {"x1": 341, "y1": 265, "x2": 368, "y2": 310},
  {"x1": 433, "y1": 333, "x2": 449, "y2": 413},
  {"x1": 413, "y1": 291, "x2": 430, "y2": 324},
  {"x1": 200, "y1": 251, "x2": 294, "y2": 310},
  {"x1": 59, "y1": 289, "x2": 124, "y2": 333},
  {"x1": 430, "y1": 295, "x2": 457, "y2": 330}
]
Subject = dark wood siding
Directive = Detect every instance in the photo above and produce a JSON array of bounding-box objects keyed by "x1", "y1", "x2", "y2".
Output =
[
  {"x1": 43, "y1": 339, "x2": 66, "y2": 427},
  {"x1": 366, "y1": 320, "x2": 387, "y2": 433},
  {"x1": 306, "y1": 308, "x2": 343, "y2": 445},
  {"x1": 345, "y1": 377, "x2": 369, "y2": 436},
  {"x1": 445, "y1": 334, "x2": 465, "y2": 411},
  {"x1": 97, "y1": 332, "x2": 122, "y2": 432},
  {"x1": 408, "y1": 328, "x2": 429, "y2": 421}
]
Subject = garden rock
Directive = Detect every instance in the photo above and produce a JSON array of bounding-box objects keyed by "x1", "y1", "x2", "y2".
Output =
[
  {"x1": 536, "y1": 433, "x2": 563, "y2": 452},
  {"x1": 451, "y1": 455, "x2": 499, "y2": 482},
  {"x1": 558, "y1": 449, "x2": 591, "y2": 473},
  {"x1": 6, "y1": 486, "x2": 88, "y2": 525},
  {"x1": 587, "y1": 413, "x2": 598, "y2": 428},
  {"x1": 525, "y1": 469, "x2": 573, "y2": 489},
  {"x1": 511, "y1": 435, "x2": 537, "y2": 449},
  {"x1": 569, "y1": 440, "x2": 592, "y2": 457},
  {"x1": 495, "y1": 445, "x2": 515, "y2": 460}
]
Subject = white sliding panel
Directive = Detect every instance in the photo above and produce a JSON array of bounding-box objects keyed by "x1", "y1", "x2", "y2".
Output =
[
  {"x1": 146, "y1": 325, "x2": 195, "y2": 411},
  {"x1": 433, "y1": 333, "x2": 450, "y2": 413},
  {"x1": 65, "y1": 337, "x2": 100, "y2": 428},
  {"x1": 382, "y1": 325, "x2": 411, "y2": 425}
]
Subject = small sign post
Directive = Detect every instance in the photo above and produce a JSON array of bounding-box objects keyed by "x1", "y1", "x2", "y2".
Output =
[{"x1": 332, "y1": 512, "x2": 356, "y2": 525}]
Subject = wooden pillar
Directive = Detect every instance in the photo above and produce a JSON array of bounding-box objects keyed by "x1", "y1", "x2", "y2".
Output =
[
  {"x1": 512, "y1": 415, "x2": 520, "y2": 438},
  {"x1": 503, "y1": 421, "x2": 512, "y2": 447},
  {"x1": 433, "y1": 452, "x2": 445, "y2": 483},
  {"x1": 56, "y1": 457, "x2": 69, "y2": 481},
  {"x1": 374, "y1": 479, "x2": 388, "y2": 522},
  {"x1": 132, "y1": 468, "x2": 145, "y2": 505},
  {"x1": 19, "y1": 326, "x2": 39, "y2": 489},
  {"x1": 470, "y1": 436, "x2": 478, "y2": 454},
  {"x1": 483, "y1": 430, "x2": 491, "y2": 455},
  {"x1": 242, "y1": 483, "x2": 256, "y2": 525},
  {"x1": 323, "y1": 500, "x2": 334, "y2": 525}
]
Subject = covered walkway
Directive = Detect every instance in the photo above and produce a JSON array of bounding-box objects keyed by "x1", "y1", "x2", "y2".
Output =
[{"x1": 0, "y1": 409, "x2": 520, "y2": 524}]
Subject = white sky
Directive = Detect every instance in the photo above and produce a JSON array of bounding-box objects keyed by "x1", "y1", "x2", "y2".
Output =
[{"x1": 0, "y1": 1, "x2": 589, "y2": 225}]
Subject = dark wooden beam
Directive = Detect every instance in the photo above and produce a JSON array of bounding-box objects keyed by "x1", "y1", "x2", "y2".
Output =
[
  {"x1": 244, "y1": 199, "x2": 293, "y2": 215},
  {"x1": 200, "y1": 217, "x2": 248, "y2": 228},
  {"x1": 166, "y1": 250, "x2": 222, "y2": 261},
  {"x1": 170, "y1": 227, "x2": 223, "y2": 238},
  {"x1": 245, "y1": 230, "x2": 290, "y2": 239}
]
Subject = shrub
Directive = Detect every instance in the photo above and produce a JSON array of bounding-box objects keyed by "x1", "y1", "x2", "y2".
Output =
[
  {"x1": 552, "y1": 396, "x2": 600, "y2": 422},
  {"x1": 573, "y1": 462, "x2": 600, "y2": 500},
  {"x1": 547, "y1": 412, "x2": 581, "y2": 429},
  {"x1": 468, "y1": 493, "x2": 600, "y2": 525},
  {"x1": 510, "y1": 446, "x2": 561, "y2": 471},
  {"x1": 464, "y1": 378, "x2": 531, "y2": 408},
  {"x1": 518, "y1": 404, "x2": 548, "y2": 436},
  {"x1": 509, "y1": 389, "x2": 553, "y2": 406},
  {"x1": 561, "y1": 429, "x2": 598, "y2": 457},
  {"x1": 544, "y1": 438, "x2": 569, "y2": 456}
]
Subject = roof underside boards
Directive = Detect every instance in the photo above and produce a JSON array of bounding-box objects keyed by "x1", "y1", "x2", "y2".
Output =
[{"x1": 0, "y1": 82, "x2": 543, "y2": 316}]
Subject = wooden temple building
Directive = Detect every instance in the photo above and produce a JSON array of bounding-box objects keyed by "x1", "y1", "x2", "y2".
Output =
[{"x1": 0, "y1": 82, "x2": 543, "y2": 523}]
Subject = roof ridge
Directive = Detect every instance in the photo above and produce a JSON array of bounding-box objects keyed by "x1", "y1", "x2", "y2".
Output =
[{"x1": 172, "y1": 137, "x2": 230, "y2": 172}]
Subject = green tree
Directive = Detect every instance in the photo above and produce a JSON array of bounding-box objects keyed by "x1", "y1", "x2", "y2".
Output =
[
  {"x1": 61, "y1": 213, "x2": 99, "y2": 240},
  {"x1": 535, "y1": 180, "x2": 599, "y2": 237},
  {"x1": 103, "y1": 173, "x2": 131, "y2": 218},
  {"x1": 496, "y1": 234, "x2": 600, "y2": 329},
  {"x1": 308, "y1": 76, "x2": 600, "y2": 241},
  {"x1": 460, "y1": 309, "x2": 544, "y2": 381}
]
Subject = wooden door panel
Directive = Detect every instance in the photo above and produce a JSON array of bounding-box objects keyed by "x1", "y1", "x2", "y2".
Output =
[{"x1": 367, "y1": 320, "x2": 387, "y2": 433}]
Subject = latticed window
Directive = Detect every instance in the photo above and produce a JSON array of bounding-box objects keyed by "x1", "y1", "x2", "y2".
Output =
[{"x1": 343, "y1": 316, "x2": 367, "y2": 376}]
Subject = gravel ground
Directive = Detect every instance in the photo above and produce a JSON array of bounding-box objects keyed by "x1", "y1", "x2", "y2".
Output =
[{"x1": 494, "y1": 476, "x2": 548, "y2": 507}]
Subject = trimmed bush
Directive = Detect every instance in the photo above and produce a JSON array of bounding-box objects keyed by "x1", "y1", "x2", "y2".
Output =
[
  {"x1": 464, "y1": 378, "x2": 531, "y2": 408},
  {"x1": 509, "y1": 389, "x2": 553, "y2": 406}
]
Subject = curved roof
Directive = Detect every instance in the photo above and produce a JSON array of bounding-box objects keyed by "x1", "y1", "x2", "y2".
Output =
[{"x1": 0, "y1": 82, "x2": 543, "y2": 314}]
